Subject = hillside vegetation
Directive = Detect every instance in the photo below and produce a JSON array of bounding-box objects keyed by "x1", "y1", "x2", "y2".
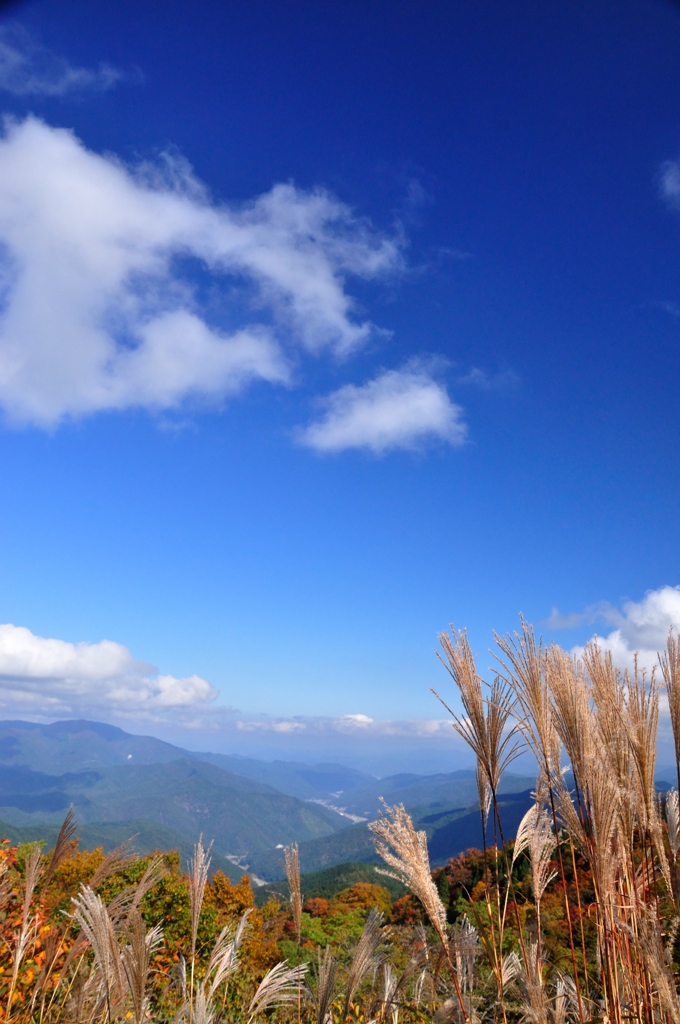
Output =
[{"x1": 0, "y1": 759, "x2": 348, "y2": 864}]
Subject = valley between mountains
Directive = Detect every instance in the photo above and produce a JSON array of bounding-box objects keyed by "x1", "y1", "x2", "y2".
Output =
[{"x1": 0, "y1": 719, "x2": 538, "y2": 881}]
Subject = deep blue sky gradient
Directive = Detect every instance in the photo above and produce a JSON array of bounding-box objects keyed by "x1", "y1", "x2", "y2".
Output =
[{"x1": 0, "y1": 0, "x2": 678, "y2": 724}]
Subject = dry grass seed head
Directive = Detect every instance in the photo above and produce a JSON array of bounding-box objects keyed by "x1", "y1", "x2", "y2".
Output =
[
  {"x1": 203, "y1": 909, "x2": 251, "y2": 1001},
  {"x1": 475, "y1": 767, "x2": 492, "y2": 832},
  {"x1": 512, "y1": 803, "x2": 557, "y2": 904},
  {"x1": 315, "y1": 946, "x2": 337, "y2": 1024},
  {"x1": 449, "y1": 916, "x2": 478, "y2": 995},
  {"x1": 381, "y1": 963, "x2": 399, "y2": 1024},
  {"x1": 546, "y1": 648, "x2": 593, "y2": 792},
  {"x1": 120, "y1": 908, "x2": 163, "y2": 1024},
  {"x1": 71, "y1": 885, "x2": 128, "y2": 1012},
  {"x1": 43, "y1": 806, "x2": 79, "y2": 889},
  {"x1": 436, "y1": 628, "x2": 521, "y2": 806},
  {"x1": 247, "y1": 960, "x2": 307, "y2": 1020},
  {"x1": 632, "y1": 911, "x2": 680, "y2": 1024},
  {"x1": 283, "y1": 842, "x2": 302, "y2": 940},
  {"x1": 88, "y1": 838, "x2": 136, "y2": 890},
  {"x1": 494, "y1": 619, "x2": 557, "y2": 780},
  {"x1": 369, "y1": 801, "x2": 448, "y2": 947},
  {"x1": 668, "y1": 789, "x2": 680, "y2": 860},
  {"x1": 583, "y1": 643, "x2": 629, "y2": 788},
  {"x1": 513, "y1": 942, "x2": 550, "y2": 1024},
  {"x1": 660, "y1": 629, "x2": 680, "y2": 785},
  {"x1": 104, "y1": 854, "x2": 167, "y2": 927},
  {"x1": 342, "y1": 907, "x2": 390, "y2": 1019},
  {"x1": 7, "y1": 844, "x2": 45, "y2": 1006},
  {"x1": 189, "y1": 837, "x2": 212, "y2": 956}
]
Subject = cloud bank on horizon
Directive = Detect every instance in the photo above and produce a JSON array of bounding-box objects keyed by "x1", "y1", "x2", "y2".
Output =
[
  {"x1": 0, "y1": 623, "x2": 217, "y2": 717},
  {"x1": 1, "y1": 585, "x2": 678, "y2": 734}
]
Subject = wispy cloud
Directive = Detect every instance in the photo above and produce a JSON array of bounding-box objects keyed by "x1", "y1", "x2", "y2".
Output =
[
  {"x1": 545, "y1": 608, "x2": 589, "y2": 630},
  {"x1": 544, "y1": 600, "x2": 618, "y2": 630},
  {"x1": 0, "y1": 117, "x2": 402, "y2": 427},
  {"x1": 298, "y1": 363, "x2": 466, "y2": 454},
  {"x1": 660, "y1": 159, "x2": 680, "y2": 208},
  {"x1": 650, "y1": 299, "x2": 680, "y2": 319},
  {"x1": 0, "y1": 25, "x2": 133, "y2": 97},
  {"x1": 457, "y1": 367, "x2": 520, "y2": 390},
  {"x1": 0, "y1": 623, "x2": 218, "y2": 718}
]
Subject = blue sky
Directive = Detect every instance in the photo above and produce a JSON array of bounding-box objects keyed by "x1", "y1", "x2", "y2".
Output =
[{"x1": 0, "y1": 0, "x2": 679, "y2": 771}]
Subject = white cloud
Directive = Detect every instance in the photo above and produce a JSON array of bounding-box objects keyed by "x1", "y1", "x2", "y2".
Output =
[
  {"x1": 0, "y1": 117, "x2": 401, "y2": 427},
  {"x1": 0, "y1": 25, "x2": 129, "y2": 97},
  {"x1": 0, "y1": 623, "x2": 217, "y2": 716},
  {"x1": 299, "y1": 364, "x2": 466, "y2": 454},
  {"x1": 572, "y1": 585, "x2": 680, "y2": 671}
]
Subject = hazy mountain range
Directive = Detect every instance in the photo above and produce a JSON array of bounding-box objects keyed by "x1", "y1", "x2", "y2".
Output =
[{"x1": 0, "y1": 718, "x2": 541, "y2": 880}]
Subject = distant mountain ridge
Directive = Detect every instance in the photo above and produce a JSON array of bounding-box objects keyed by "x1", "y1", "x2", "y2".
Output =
[
  {"x1": 0, "y1": 756, "x2": 348, "y2": 863},
  {"x1": 0, "y1": 719, "x2": 538, "y2": 878},
  {"x1": 0, "y1": 719, "x2": 533, "y2": 813},
  {"x1": 0, "y1": 720, "x2": 377, "y2": 803}
]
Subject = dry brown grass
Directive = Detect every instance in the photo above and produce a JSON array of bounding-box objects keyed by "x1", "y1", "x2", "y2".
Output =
[{"x1": 367, "y1": 620, "x2": 680, "y2": 1024}]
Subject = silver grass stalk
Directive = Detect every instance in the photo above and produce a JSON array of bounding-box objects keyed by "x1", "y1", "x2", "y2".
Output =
[
  {"x1": 436, "y1": 629, "x2": 521, "y2": 808},
  {"x1": 283, "y1": 842, "x2": 302, "y2": 943},
  {"x1": 315, "y1": 947, "x2": 337, "y2": 1024},
  {"x1": 203, "y1": 909, "x2": 251, "y2": 1002},
  {"x1": 246, "y1": 960, "x2": 308, "y2": 1020},
  {"x1": 381, "y1": 963, "x2": 399, "y2": 1024},
  {"x1": 494, "y1": 619, "x2": 557, "y2": 784},
  {"x1": 176, "y1": 911, "x2": 251, "y2": 1024},
  {"x1": 450, "y1": 915, "x2": 478, "y2": 995},
  {"x1": 189, "y1": 838, "x2": 212, "y2": 959},
  {"x1": 369, "y1": 801, "x2": 447, "y2": 947},
  {"x1": 188, "y1": 837, "x2": 212, "y2": 1024},
  {"x1": 88, "y1": 838, "x2": 136, "y2": 890},
  {"x1": 189, "y1": 987, "x2": 212, "y2": 1024},
  {"x1": 552, "y1": 974, "x2": 579, "y2": 1024},
  {"x1": 633, "y1": 912, "x2": 680, "y2": 1024},
  {"x1": 0, "y1": 858, "x2": 10, "y2": 913},
  {"x1": 476, "y1": 767, "x2": 492, "y2": 834},
  {"x1": 120, "y1": 909, "x2": 163, "y2": 1024},
  {"x1": 660, "y1": 628, "x2": 680, "y2": 795},
  {"x1": 512, "y1": 801, "x2": 557, "y2": 951},
  {"x1": 513, "y1": 942, "x2": 549, "y2": 1024},
  {"x1": 7, "y1": 845, "x2": 44, "y2": 1017},
  {"x1": 42, "y1": 806, "x2": 79, "y2": 889},
  {"x1": 342, "y1": 907, "x2": 390, "y2": 1019},
  {"x1": 584, "y1": 643, "x2": 630, "y2": 796},
  {"x1": 620, "y1": 659, "x2": 672, "y2": 893},
  {"x1": 369, "y1": 800, "x2": 471, "y2": 1022},
  {"x1": 106, "y1": 854, "x2": 167, "y2": 927},
  {"x1": 668, "y1": 788, "x2": 680, "y2": 861},
  {"x1": 501, "y1": 952, "x2": 521, "y2": 991},
  {"x1": 71, "y1": 885, "x2": 127, "y2": 1018},
  {"x1": 380, "y1": 942, "x2": 429, "y2": 1024},
  {"x1": 512, "y1": 802, "x2": 557, "y2": 904},
  {"x1": 546, "y1": 647, "x2": 593, "y2": 793}
]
